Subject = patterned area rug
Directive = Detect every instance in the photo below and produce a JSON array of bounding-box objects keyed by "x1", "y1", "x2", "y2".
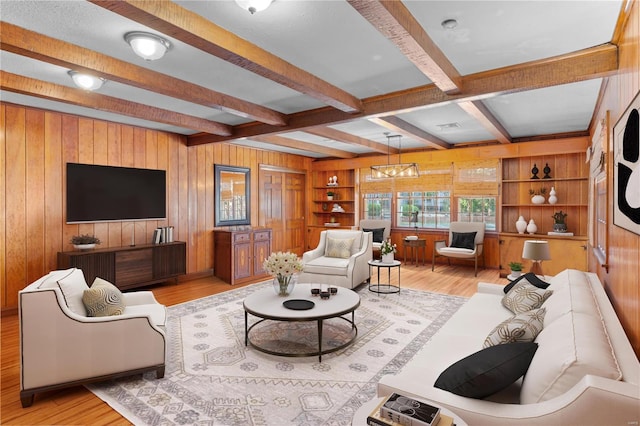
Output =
[{"x1": 87, "y1": 282, "x2": 466, "y2": 426}]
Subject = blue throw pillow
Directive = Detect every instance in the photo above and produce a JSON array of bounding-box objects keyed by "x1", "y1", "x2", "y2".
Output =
[
  {"x1": 434, "y1": 342, "x2": 538, "y2": 399},
  {"x1": 450, "y1": 231, "x2": 476, "y2": 250}
]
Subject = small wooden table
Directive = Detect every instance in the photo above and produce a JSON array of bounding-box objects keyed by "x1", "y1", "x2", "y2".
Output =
[{"x1": 403, "y1": 238, "x2": 426, "y2": 266}]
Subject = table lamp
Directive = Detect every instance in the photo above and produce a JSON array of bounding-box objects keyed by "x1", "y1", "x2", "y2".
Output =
[{"x1": 522, "y1": 240, "x2": 551, "y2": 276}]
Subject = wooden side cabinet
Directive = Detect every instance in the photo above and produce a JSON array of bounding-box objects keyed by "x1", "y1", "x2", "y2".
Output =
[
  {"x1": 213, "y1": 227, "x2": 272, "y2": 285},
  {"x1": 57, "y1": 241, "x2": 186, "y2": 291}
]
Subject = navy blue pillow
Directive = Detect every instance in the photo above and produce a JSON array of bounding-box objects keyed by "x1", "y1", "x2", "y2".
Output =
[
  {"x1": 450, "y1": 231, "x2": 476, "y2": 250},
  {"x1": 363, "y1": 227, "x2": 385, "y2": 243},
  {"x1": 434, "y1": 342, "x2": 538, "y2": 399},
  {"x1": 503, "y1": 272, "x2": 551, "y2": 294}
]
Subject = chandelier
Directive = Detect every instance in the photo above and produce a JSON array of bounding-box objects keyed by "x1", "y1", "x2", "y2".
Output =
[{"x1": 370, "y1": 134, "x2": 419, "y2": 179}]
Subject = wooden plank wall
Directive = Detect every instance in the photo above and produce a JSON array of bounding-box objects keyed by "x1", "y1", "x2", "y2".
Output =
[
  {"x1": 590, "y1": 0, "x2": 640, "y2": 357},
  {"x1": 0, "y1": 104, "x2": 311, "y2": 311}
]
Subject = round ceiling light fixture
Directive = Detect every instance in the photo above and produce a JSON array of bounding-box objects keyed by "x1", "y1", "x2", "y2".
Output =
[
  {"x1": 441, "y1": 19, "x2": 458, "y2": 30},
  {"x1": 124, "y1": 32, "x2": 171, "y2": 61},
  {"x1": 234, "y1": 0, "x2": 274, "y2": 14},
  {"x1": 68, "y1": 71, "x2": 106, "y2": 91}
]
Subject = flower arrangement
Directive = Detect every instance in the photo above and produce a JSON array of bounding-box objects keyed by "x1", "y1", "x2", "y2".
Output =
[
  {"x1": 380, "y1": 239, "x2": 397, "y2": 256},
  {"x1": 528, "y1": 187, "x2": 547, "y2": 196},
  {"x1": 70, "y1": 234, "x2": 101, "y2": 245},
  {"x1": 263, "y1": 251, "x2": 303, "y2": 296}
]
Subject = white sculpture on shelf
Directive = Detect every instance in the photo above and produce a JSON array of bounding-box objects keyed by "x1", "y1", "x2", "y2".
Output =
[
  {"x1": 527, "y1": 219, "x2": 538, "y2": 234},
  {"x1": 516, "y1": 216, "x2": 527, "y2": 234}
]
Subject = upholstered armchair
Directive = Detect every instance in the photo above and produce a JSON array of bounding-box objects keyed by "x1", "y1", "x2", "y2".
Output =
[
  {"x1": 359, "y1": 219, "x2": 391, "y2": 256},
  {"x1": 299, "y1": 230, "x2": 373, "y2": 289},
  {"x1": 432, "y1": 222, "x2": 486, "y2": 276},
  {"x1": 19, "y1": 268, "x2": 166, "y2": 407}
]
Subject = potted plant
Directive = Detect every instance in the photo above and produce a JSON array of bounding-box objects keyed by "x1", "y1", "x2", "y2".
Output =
[
  {"x1": 508, "y1": 261, "x2": 523, "y2": 277},
  {"x1": 70, "y1": 234, "x2": 101, "y2": 250},
  {"x1": 551, "y1": 210, "x2": 568, "y2": 232},
  {"x1": 529, "y1": 187, "x2": 547, "y2": 204},
  {"x1": 380, "y1": 239, "x2": 397, "y2": 263},
  {"x1": 327, "y1": 191, "x2": 335, "y2": 200}
]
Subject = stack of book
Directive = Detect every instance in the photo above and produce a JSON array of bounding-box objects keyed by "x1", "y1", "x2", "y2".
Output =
[
  {"x1": 366, "y1": 393, "x2": 455, "y2": 426},
  {"x1": 153, "y1": 226, "x2": 174, "y2": 244}
]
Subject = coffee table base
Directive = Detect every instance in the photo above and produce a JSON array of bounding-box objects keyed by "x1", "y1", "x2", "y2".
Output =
[{"x1": 245, "y1": 313, "x2": 357, "y2": 362}]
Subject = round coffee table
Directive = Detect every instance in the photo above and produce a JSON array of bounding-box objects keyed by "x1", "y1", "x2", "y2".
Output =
[{"x1": 243, "y1": 284, "x2": 360, "y2": 362}]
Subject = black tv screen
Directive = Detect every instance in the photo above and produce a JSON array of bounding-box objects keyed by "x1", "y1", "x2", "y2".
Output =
[{"x1": 66, "y1": 163, "x2": 166, "y2": 223}]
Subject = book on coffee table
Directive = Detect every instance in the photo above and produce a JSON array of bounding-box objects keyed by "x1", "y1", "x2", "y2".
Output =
[
  {"x1": 366, "y1": 395, "x2": 455, "y2": 426},
  {"x1": 380, "y1": 393, "x2": 441, "y2": 426}
]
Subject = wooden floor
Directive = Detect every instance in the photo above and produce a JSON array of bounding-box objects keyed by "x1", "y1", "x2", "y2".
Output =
[{"x1": 1, "y1": 265, "x2": 507, "y2": 425}]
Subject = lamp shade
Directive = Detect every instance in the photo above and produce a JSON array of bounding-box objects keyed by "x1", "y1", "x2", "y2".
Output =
[{"x1": 522, "y1": 240, "x2": 551, "y2": 261}]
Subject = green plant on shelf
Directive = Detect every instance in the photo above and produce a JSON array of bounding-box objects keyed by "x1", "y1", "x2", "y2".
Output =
[{"x1": 508, "y1": 261, "x2": 523, "y2": 272}]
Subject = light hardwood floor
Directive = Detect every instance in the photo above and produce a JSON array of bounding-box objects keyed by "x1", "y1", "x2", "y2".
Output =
[{"x1": 1, "y1": 265, "x2": 507, "y2": 425}]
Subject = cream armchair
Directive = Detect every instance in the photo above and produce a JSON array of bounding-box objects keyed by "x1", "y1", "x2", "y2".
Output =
[
  {"x1": 432, "y1": 222, "x2": 485, "y2": 276},
  {"x1": 19, "y1": 268, "x2": 166, "y2": 407},
  {"x1": 299, "y1": 230, "x2": 373, "y2": 289}
]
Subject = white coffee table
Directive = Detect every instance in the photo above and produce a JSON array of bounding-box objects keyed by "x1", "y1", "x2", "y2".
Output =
[{"x1": 243, "y1": 284, "x2": 360, "y2": 362}]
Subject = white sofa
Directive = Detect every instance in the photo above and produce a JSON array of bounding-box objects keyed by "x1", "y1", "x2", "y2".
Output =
[
  {"x1": 299, "y1": 230, "x2": 373, "y2": 289},
  {"x1": 19, "y1": 268, "x2": 167, "y2": 407},
  {"x1": 377, "y1": 269, "x2": 640, "y2": 425}
]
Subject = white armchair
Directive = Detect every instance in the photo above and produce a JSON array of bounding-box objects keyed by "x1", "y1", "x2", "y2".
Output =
[
  {"x1": 432, "y1": 222, "x2": 485, "y2": 276},
  {"x1": 19, "y1": 268, "x2": 166, "y2": 407},
  {"x1": 299, "y1": 230, "x2": 373, "y2": 289},
  {"x1": 360, "y1": 219, "x2": 391, "y2": 255}
]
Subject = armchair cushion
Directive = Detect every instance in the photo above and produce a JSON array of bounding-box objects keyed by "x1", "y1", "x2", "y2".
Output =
[
  {"x1": 325, "y1": 237, "x2": 355, "y2": 258},
  {"x1": 451, "y1": 231, "x2": 477, "y2": 250},
  {"x1": 83, "y1": 277, "x2": 126, "y2": 317},
  {"x1": 362, "y1": 227, "x2": 385, "y2": 243},
  {"x1": 56, "y1": 268, "x2": 89, "y2": 316}
]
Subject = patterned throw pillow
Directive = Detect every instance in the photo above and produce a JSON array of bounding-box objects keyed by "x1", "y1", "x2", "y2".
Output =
[
  {"x1": 484, "y1": 308, "x2": 546, "y2": 347},
  {"x1": 325, "y1": 237, "x2": 354, "y2": 258},
  {"x1": 502, "y1": 282, "x2": 553, "y2": 314},
  {"x1": 82, "y1": 277, "x2": 125, "y2": 317}
]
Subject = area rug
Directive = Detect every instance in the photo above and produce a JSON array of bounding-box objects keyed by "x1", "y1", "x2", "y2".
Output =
[{"x1": 87, "y1": 282, "x2": 467, "y2": 426}]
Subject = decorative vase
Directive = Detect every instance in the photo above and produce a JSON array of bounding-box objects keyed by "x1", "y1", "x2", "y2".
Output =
[
  {"x1": 531, "y1": 163, "x2": 539, "y2": 179},
  {"x1": 381, "y1": 253, "x2": 394, "y2": 263},
  {"x1": 553, "y1": 223, "x2": 567, "y2": 232},
  {"x1": 273, "y1": 274, "x2": 297, "y2": 297},
  {"x1": 548, "y1": 187, "x2": 557, "y2": 205},
  {"x1": 74, "y1": 243, "x2": 96, "y2": 251},
  {"x1": 531, "y1": 195, "x2": 545, "y2": 204},
  {"x1": 543, "y1": 163, "x2": 552, "y2": 179},
  {"x1": 516, "y1": 216, "x2": 527, "y2": 234},
  {"x1": 526, "y1": 219, "x2": 538, "y2": 234},
  {"x1": 327, "y1": 195, "x2": 333, "y2": 201}
]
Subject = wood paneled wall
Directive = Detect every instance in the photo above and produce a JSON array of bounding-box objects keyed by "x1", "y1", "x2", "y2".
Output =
[
  {"x1": 0, "y1": 104, "x2": 311, "y2": 311},
  {"x1": 590, "y1": 0, "x2": 640, "y2": 357}
]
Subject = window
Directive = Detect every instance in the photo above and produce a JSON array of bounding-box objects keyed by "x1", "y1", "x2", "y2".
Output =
[
  {"x1": 363, "y1": 193, "x2": 392, "y2": 219},
  {"x1": 397, "y1": 191, "x2": 451, "y2": 229},
  {"x1": 457, "y1": 196, "x2": 496, "y2": 230}
]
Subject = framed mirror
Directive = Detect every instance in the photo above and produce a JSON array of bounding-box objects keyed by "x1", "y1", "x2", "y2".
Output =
[{"x1": 214, "y1": 164, "x2": 251, "y2": 226}]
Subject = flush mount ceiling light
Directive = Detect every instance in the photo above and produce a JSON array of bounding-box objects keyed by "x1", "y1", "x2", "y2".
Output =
[
  {"x1": 124, "y1": 32, "x2": 171, "y2": 61},
  {"x1": 235, "y1": 0, "x2": 274, "y2": 14},
  {"x1": 441, "y1": 19, "x2": 458, "y2": 30},
  {"x1": 371, "y1": 134, "x2": 419, "y2": 179},
  {"x1": 67, "y1": 71, "x2": 106, "y2": 91}
]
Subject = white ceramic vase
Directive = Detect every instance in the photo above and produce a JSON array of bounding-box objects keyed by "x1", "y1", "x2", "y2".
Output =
[
  {"x1": 516, "y1": 216, "x2": 527, "y2": 234},
  {"x1": 548, "y1": 187, "x2": 558, "y2": 205},
  {"x1": 527, "y1": 219, "x2": 538, "y2": 234},
  {"x1": 74, "y1": 243, "x2": 96, "y2": 251},
  {"x1": 381, "y1": 253, "x2": 394, "y2": 263},
  {"x1": 531, "y1": 195, "x2": 545, "y2": 204}
]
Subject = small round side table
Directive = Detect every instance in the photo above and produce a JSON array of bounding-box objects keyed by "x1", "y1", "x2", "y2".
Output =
[{"x1": 368, "y1": 259, "x2": 401, "y2": 294}]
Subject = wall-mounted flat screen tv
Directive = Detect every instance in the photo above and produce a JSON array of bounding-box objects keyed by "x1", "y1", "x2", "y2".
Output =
[{"x1": 66, "y1": 163, "x2": 166, "y2": 223}]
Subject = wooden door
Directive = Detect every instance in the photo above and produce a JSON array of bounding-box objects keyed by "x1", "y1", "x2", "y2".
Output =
[{"x1": 259, "y1": 167, "x2": 306, "y2": 256}]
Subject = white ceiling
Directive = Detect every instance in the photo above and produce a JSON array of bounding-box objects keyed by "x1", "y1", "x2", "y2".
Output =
[{"x1": 0, "y1": 0, "x2": 623, "y2": 158}]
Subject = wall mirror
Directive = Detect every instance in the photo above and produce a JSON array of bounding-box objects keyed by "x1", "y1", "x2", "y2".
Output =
[{"x1": 214, "y1": 164, "x2": 250, "y2": 226}]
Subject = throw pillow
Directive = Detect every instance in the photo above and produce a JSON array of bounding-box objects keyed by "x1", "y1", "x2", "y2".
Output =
[
  {"x1": 83, "y1": 277, "x2": 125, "y2": 317},
  {"x1": 325, "y1": 237, "x2": 355, "y2": 259},
  {"x1": 502, "y1": 282, "x2": 553, "y2": 314},
  {"x1": 503, "y1": 272, "x2": 551, "y2": 294},
  {"x1": 57, "y1": 268, "x2": 90, "y2": 316},
  {"x1": 450, "y1": 231, "x2": 476, "y2": 250},
  {"x1": 483, "y1": 308, "x2": 546, "y2": 347},
  {"x1": 434, "y1": 342, "x2": 538, "y2": 399},
  {"x1": 363, "y1": 227, "x2": 385, "y2": 243}
]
